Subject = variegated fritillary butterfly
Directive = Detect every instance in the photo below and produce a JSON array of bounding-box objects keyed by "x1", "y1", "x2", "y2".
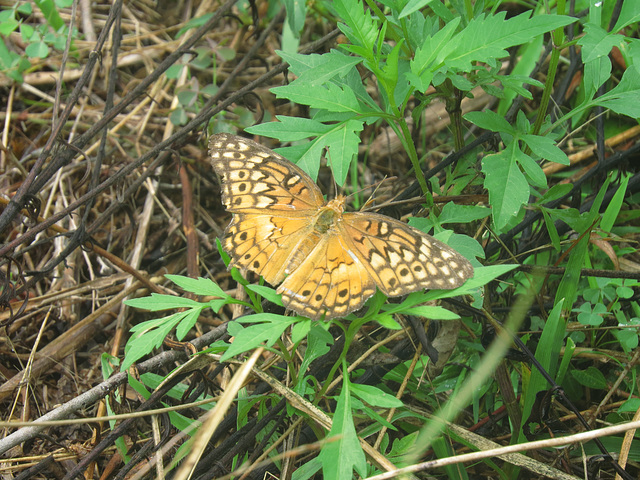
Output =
[{"x1": 209, "y1": 133, "x2": 473, "y2": 320}]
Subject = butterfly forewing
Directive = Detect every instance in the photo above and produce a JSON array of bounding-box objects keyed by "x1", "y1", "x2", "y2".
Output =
[
  {"x1": 209, "y1": 133, "x2": 324, "y2": 213},
  {"x1": 209, "y1": 133, "x2": 473, "y2": 320}
]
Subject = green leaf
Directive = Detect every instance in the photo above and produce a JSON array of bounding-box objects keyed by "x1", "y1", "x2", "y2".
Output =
[
  {"x1": 266, "y1": 119, "x2": 364, "y2": 184},
  {"x1": 25, "y1": 41, "x2": 49, "y2": 58},
  {"x1": 297, "y1": 325, "x2": 332, "y2": 383},
  {"x1": 322, "y1": 120, "x2": 363, "y2": 185},
  {"x1": 521, "y1": 134, "x2": 570, "y2": 165},
  {"x1": 175, "y1": 307, "x2": 202, "y2": 340},
  {"x1": 221, "y1": 314, "x2": 297, "y2": 361},
  {"x1": 571, "y1": 366, "x2": 608, "y2": 390},
  {"x1": 582, "y1": 55, "x2": 612, "y2": 102},
  {"x1": 444, "y1": 12, "x2": 575, "y2": 72},
  {"x1": 514, "y1": 147, "x2": 546, "y2": 189},
  {"x1": 593, "y1": 65, "x2": 640, "y2": 117},
  {"x1": 169, "y1": 107, "x2": 188, "y2": 126},
  {"x1": 536, "y1": 184, "x2": 573, "y2": 204},
  {"x1": 578, "y1": 23, "x2": 623, "y2": 63},
  {"x1": 350, "y1": 384, "x2": 404, "y2": 408},
  {"x1": 293, "y1": 51, "x2": 363, "y2": 85},
  {"x1": 318, "y1": 379, "x2": 367, "y2": 478},
  {"x1": 122, "y1": 311, "x2": 192, "y2": 370},
  {"x1": 245, "y1": 284, "x2": 283, "y2": 308},
  {"x1": 399, "y1": 0, "x2": 436, "y2": 19},
  {"x1": 408, "y1": 18, "x2": 460, "y2": 91},
  {"x1": 175, "y1": 12, "x2": 214, "y2": 38},
  {"x1": 177, "y1": 90, "x2": 197, "y2": 107},
  {"x1": 291, "y1": 319, "x2": 312, "y2": 344},
  {"x1": 333, "y1": 0, "x2": 378, "y2": 54},
  {"x1": 613, "y1": 0, "x2": 640, "y2": 31},
  {"x1": 576, "y1": 302, "x2": 607, "y2": 326},
  {"x1": 33, "y1": 0, "x2": 65, "y2": 30},
  {"x1": 522, "y1": 300, "x2": 566, "y2": 425},
  {"x1": 17, "y1": 3, "x2": 33, "y2": 14},
  {"x1": 481, "y1": 145, "x2": 530, "y2": 231},
  {"x1": 403, "y1": 305, "x2": 460, "y2": 320},
  {"x1": 124, "y1": 294, "x2": 203, "y2": 311},
  {"x1": 272, "y1": 81, "x2": 361, "y2": 113},
  {"x1": 375, "y1": 314, "x2": 402, "y2": 329},
  {"x1": 276, "y1": 141, "x2": 326, "y2": 181},
  {"x1": 165, "y1": 274, "x2": 227, "y2": 297},
  {"x1": 437, "y1": 204, "x2": 491, "y2": 224},
  {"x1": 165, "y1": 64, "x2": 185, "y2": 79},
  {"x1": 465, "y1": 110, "x2": 515, "y2": 135},
  {"x1": 497, "y1": 35, "x2": 544, "y2": 115},
  {"x1": 600, "y1": 174, "x2": 629, "y2": 232},
  {"x1": 0, "y1": 16, "x2": 19, "y2": 36},
  {"x1": 555, "y1": 178, "x2": 610, "y2": 310},
  {"x1": 541, "y1": 208, "x2": 561, "y2": 251},
  {"x1": 283, "y1": 0, "x2": 307, "y2": 34}
]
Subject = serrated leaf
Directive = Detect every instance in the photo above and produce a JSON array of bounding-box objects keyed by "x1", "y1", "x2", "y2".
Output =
[
  {"x1": 175, "y1": 307, "x2": 202, "y2": 340},
  {"x1": 272, "y1": 82, "x2": 361, "y2": 113},
  {"x1": 408, "y1": 18, "x2": 459, "y2": 91},
  {"x1": 322, "y1": 120, "x2": 363, "y2": 185},
  {"x1": 333, "y1": 0, "x2": 378, "y2": 53},
  {"x1": 122, "y1": 311, "x2": 190, "y2": 370},
  {"x1": 295, "y1": 52, "x2": 363, "y2": 85},
  {"x1": 444, "y1": 12, "x2": 575, "y2": 72}
]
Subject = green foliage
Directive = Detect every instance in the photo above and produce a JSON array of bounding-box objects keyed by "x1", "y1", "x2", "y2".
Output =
[
  {"x1": 0, "y1": 1, "x2": 76, "y2": 83},
  {"x1": 122, "y1": 275, "x2": 239, "y2": 371},
  {"x1": 317, "y1": 374, "x2": 367, "y2": 478}
]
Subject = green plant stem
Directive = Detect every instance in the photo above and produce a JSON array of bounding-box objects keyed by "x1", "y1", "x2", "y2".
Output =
[
  {"x1": 316, "y1": 318, "x2": 368, "y2": 400},
  {"x1": 276, "y1": 338, "x2": 297, "y2": 385},
  {"x1": 530, "y1": 0, "x2": 566, "y2": 140},
  {"x1": 398, "y1": 119, "x2": 430, "y2": 197}
]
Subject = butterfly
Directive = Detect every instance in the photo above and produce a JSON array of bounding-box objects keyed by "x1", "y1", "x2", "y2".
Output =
[{"x1": 209, "y1": 133, "x2": 473, "y2": 320}]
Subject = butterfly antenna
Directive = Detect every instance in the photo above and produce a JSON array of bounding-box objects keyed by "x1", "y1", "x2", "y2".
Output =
[{"x1": 345, "y1": 176, "x2": 398, "y2": 211}]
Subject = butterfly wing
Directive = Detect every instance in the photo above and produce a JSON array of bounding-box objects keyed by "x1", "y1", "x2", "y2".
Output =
[
  {"x1": 223, "y1": 213, "x2": 319, "y2": 285},
  {"x1": 276, "y1": 231, "x2": 377, "y2": 320},
  {"x1": 209, "y1": 133, "x2": 325, "y2": 214},
  {"x1": 340, "y1": 212, "x2": 473, "y2": 296},
  {"x1": 209, "y1": 134, "x2": 325, "y2": 284}
]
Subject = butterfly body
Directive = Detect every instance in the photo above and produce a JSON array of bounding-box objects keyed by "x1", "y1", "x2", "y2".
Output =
[{"x1": 209, "y1": 133, "x2": 473, "y2": 320}]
